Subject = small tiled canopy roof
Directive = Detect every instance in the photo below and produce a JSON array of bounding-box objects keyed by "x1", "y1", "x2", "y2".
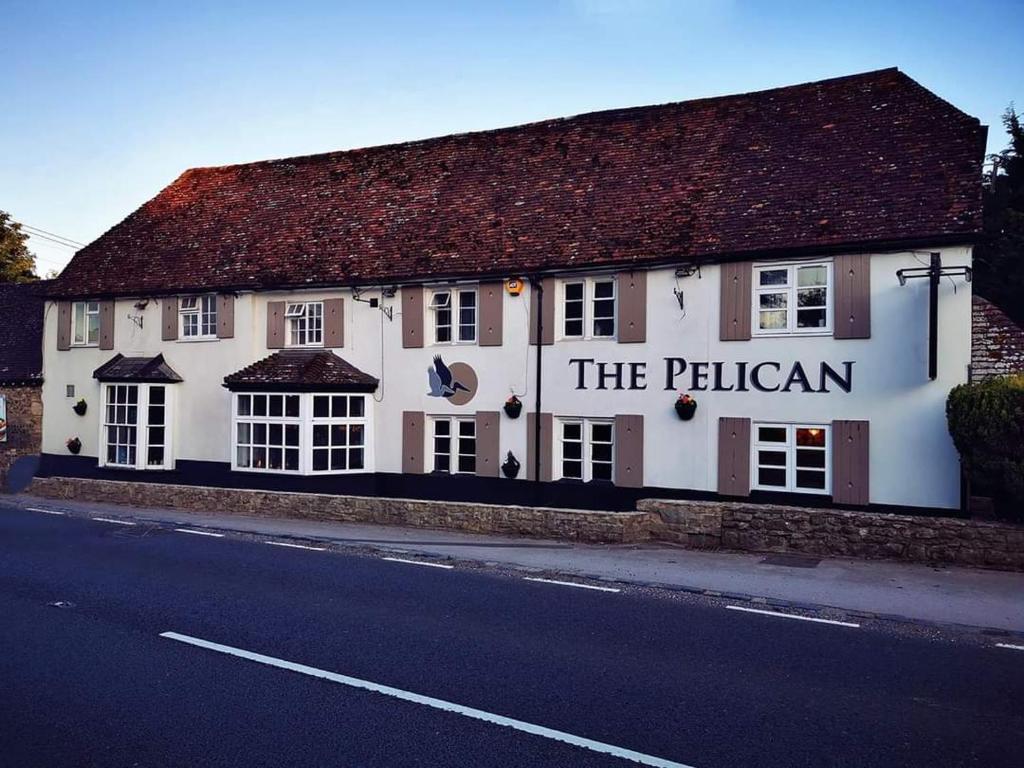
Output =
[
  {"x1": 0, "y1": 281, "x2": 48, "y2": 386},
  {"x1": 223, "y1": 350, "x2": 379, "y2": 392},
  {"x1": 50, "y1": 68, "x2": 985, "y2": 299},
  {"x1": 93, "y1": 354, "x2": 184, "y2": 383}
]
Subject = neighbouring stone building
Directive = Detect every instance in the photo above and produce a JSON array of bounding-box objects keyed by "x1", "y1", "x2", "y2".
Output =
[
  {"x1": 0, "y1": 282, "x2": 46, "y2": 490},
  {"x1": 971, "y1": 296, "x2": 1024, "y2": 381}
]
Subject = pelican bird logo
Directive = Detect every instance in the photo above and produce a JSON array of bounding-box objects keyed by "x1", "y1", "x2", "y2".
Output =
[{"x1": 427, "y1": 356, "x2": 477, "y2": 405}]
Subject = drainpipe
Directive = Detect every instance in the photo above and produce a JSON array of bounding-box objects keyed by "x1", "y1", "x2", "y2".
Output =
[{"x1": 530, "y1": 276, "x2": 544, "y2": 486}]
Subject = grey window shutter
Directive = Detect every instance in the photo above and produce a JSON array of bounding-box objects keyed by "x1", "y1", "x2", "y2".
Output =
[
  {"x1": 217, "y1": 294, "x2": 235, "y2": 339},
  {"x1": 720, "y1": 262, "x2": 752, "y2": 341},
  {"x1": 717, "y1": 417, "x2": 751, "y2": 496},
  {"x1": 57, "y1": 301, "x2": 71, "y2": 350},
  {"x1": 617, "y1": 272, "x2": 647, "y2": 343},
  {"x1": 266, "y1": 301, "x2": 285, "y2": 349},
  {"x1": 99, "y1": 300, "x2": 115, "y2": 350},
  {"x1": 479, "y1": 283, "x2": 504, "y2": 347},
  {"x1": 528, "y1": 278, "x2": 555, "y2": 345},
  {"x1": 324, "y1": 298, "x2": 344, "y2": 348},
  {"x1": 162, "y1": 298, "x2": 178, "y2": 341},
  {"x1": 614, "y1": 414, "x2": 644, "y2": 487},
  {"x1": 526, "y1": 412, "x2": 553, "y2": 481},
  {"x1": 402, "y1": 411, "x2": 425, "y2": 474},
  {"x1": 834, "y1": 254, "x2": 871, "y2": 339},
  {"x1": 402, "y1": 286, "x2": 424, "y2": 349},
  {"x1": 832, "y1": 420, "x2": 869, "y2": 505},
  {"x1": 475, "y1": 411, "x2": 500, "y2": 477}
]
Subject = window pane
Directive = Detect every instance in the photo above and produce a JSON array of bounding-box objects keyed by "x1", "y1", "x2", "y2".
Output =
[
  {"x1": 591, "y1": 443, "x2": 612, "y2": 463},
  {"x1": 758, "y1": 450, "x2": 787, "y2": 467},
  {"x1": 126, "y1": 387, "x2": 138, "y2": 405},
  {"x1": 436, "y1": 324, "x2": 452, "y2": 343},
  {"x1": 268, "y1": 396, "x2": 283, "y2": 418},
  {"x1": 797, "y1": 308, "x2": 827, "y2": 328},
  {"x1": 285, "y1": 449, "x2": 299, "y2": 471},
  {"x1": 434, "y1": 420, "x2": 450, "y2": 436},
  {"x1": 331, "y1": 396, "x2": 348, "y2": 418},
  {"x1": 434, "y1": 454, "x2": 450, "y2": 473},
  {"x1": 592, "y1": 463, "x2": 612, "y2": 482},
  {"x1": 268, "y1": 448, "x2": 283, "y2": 470},
  {"x1": 563, "y1": 441, "x2": 582, "y2": 460},
  {"x1": 458, "y1": 454, "x2": 476, "y2": 473},
  {"x1": 237, "y1": 446, "x2": 251, "y2": 468},
  {"x1": 796, "y1": 470, "x2": 826, "y2": 490},
  {"x1": 253, "y1": 395, "x2": 267, "y2": 417},
  {"x1": 759, "y1": 269, "x2": 788, "y2": 286},
  {"x1": 285, "y1": 424, "x2": 300, "y2": 446},
  {"x1": 797, "y1": 287, "x2": 826, "y2": 307},
  {"x1": 796, "y1": 428, "x2": 826, "y2": 448},
  {"x1": 237, "y1": 395, "x2": 251, "y2": 416},
  {"x1": 434, "y1": 436, "x2": 450, "y2": 455},
  {"x1": 88, "y1": 312, "x2": 101, "y2": 344},
  {"x1": 458, "y1": 420, "x2": 475, "y2": 437},
  {"x1": 149, "y1": 427, "x2": 165, "y2": 446},
  {"x1": 593, "y1": 281, "x2": 614, "y2": 299},
  {"x1": 563, "y1": 423, "x2": 582, "y2": 440},
  {"x1": 253, "y1": 447, "x2": 267, "y2": 469},
  {"x1": 797, "y1": 265, "x2": 827, "y2": 287},
  {"x1": 331, "y1": 424, "x2": 347, "y2": 446},
  {"x1": 758, "y1": 467, "x2": 787, "y2": 487},
  {"x1": 73, "y1": 303, "x2": 86, "y2": 344},
  {"x1": 759, "y1": 310, "x2": 787, "y2": 330},
  {"x1": 285, "y1": 396, "x2": 300, "y2": 418},
  {"x1": 313, "y1": 396, "x2": 329, "y2": 418},
  {"x1": 149, "y1": 387, "x2": 165, "y2": 405},
  {"x1": 349, "y1": 423, "x2": 365, "y2": 446},
  {"x1": 796, "y1": 449, "x2": 826, "y2": 469},
  {"x1": 350, "y1": 448, "x2": 364, "y2": 470},
  {"x1": 563, "y1": 460, "x2": 583, "y2": 479},
  {"x1": 593, "y1": 316, "x2": 614, "y2": 337},
  {"x1": 564, "y1": 318, "x2": 584, "y2": 337},
  {"x1": 313, "y1": 449, "x2": 328, "y2": 471},
  {"x1": 253, "y1": 423, "x2": 267, "y2": 444},
  {"x1": 331, "y1": 448, "x2": 347, "y2": 471},
  {"x1": 313, "y1": 424, "x2": 329, "y2": 446},
  {"x1": 759, "y1": 292, "x2": 787, "y2": 309},
  {"x1": 350, "y1": 397, "x2": 365, "y2": 418},
  {"x1": 591, "y1": 423, "x2": 612, "y2": 443},
  {"x1": 565, "y1": 283, "x2": 584, "y2": 301},
  {"x1": 237, "y1": 423, "x2": 251, "y2": 444},
  {"x1": 757, "y1": 426, "x2": 787, "y2": 443},
  {"x1": 268, "y1": 423, "x2": 282, "y2": 445}
]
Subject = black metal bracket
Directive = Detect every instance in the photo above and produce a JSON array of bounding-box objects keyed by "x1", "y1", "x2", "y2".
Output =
[{"x1": 896, "y1": 253, "x2": 972, "y2": 380}]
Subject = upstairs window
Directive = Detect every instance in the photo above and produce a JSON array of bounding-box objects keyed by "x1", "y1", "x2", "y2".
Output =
[
  {"x1": 753, "y1": 262, "x2": 831, "y2": 335},
  {"x1": 72, "y1": 301, "x2": 100, "y2": 346},
  {"x1": 752, "y1": 423, "x2": 830, "y2": 494},
  {"x1": 431, "y1": 417, "x2": 476, "y2": 474},
  {"x1": 180, "y1": 295, "x2": 218, "y2": 339},
  {"x1": 561, "y1": 278, "x2": 616, "y2": 340},
  {"x1": 557, "y1": 418, "x2": 614, "y2": 482},
  {"x1": 430, "y1": 288, "x2": 477, "y2": 344},
  {"x1": 286, "y1": 301, "x2": 324, "y2": 347}
]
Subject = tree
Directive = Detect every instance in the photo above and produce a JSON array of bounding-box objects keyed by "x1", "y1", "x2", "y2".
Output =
[
  {"x1": 974, "y1": 106, "x2": 1024, "y2": 324},
  {"x1": 0, "y1": 210, "x2": 39, "y2": 283}
]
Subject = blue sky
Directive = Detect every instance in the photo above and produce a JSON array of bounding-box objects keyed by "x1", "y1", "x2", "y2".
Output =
[{"x1": 3, "y1": 0, "x2": 1021, "y2": 276}]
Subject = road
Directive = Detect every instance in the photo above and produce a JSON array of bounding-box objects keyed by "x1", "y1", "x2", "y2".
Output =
[{"x1": 1, "y1": 502, "x2": 1022, "y2": 767}]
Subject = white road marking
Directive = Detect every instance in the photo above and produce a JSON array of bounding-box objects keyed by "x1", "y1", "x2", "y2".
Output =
[
  {"x1": 725, "y1": 605, "x2": 860, "y2": 628},
  {"x1": 92, "y1": 517, "x2": 136, "y2": 526},
  {"x1": 160, "y1": 631, "x2": 695, "y2": 768},
  {"x1": 174, "y1": 528, "x2": 225, "y2": 538},
  {"x1": 996, "y1": 643, "x2": 1024, "y2": 651},
  {"x1": 382, "y1": 557, "x2": 454, "y2": 570},
  {"x1": 524, "y1": 577, "x2": 621, "y2": 593},
  {"x1": 26, "y1": 507, "x2": 64, "y2": 516},
  {"x1": 266, "y1": 541, "x2": 326, "y2": 552}
]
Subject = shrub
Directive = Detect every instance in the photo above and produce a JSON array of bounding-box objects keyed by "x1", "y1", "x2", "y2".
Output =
[{"x1": 947, "y1": 375, "x2": 1024, "y2": 520}]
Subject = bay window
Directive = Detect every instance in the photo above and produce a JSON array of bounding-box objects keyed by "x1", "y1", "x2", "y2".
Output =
[
  {"x1": 100, "y1": 383, "x2": 173, "y2": 470},
  {"x1": 753, "y1": 262, "x2": 831, "y2": 335},
  {"x1": 752, "y1": 423, "x2": 830, "y2": 494},
  {"x1": 557, "y1": 418, "x2": 614, "y2": 482}
]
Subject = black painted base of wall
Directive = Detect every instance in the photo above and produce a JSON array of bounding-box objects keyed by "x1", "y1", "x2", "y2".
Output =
[{"x1": 36, "y1": 453, "x2": 961, "y2": 518}]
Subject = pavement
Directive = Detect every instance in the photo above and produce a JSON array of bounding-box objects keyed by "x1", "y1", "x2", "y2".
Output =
[
  {"x1": 7, "y1": 492, "x2": 1024, "y2": 634},
  {"x1": 2, "y1": 497, "x2": 1024, "y2": 767}
]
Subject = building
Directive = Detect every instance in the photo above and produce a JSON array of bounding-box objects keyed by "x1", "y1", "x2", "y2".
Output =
[
  {"x1": 39, "y1": 69, "x2": 987, "y2": 513},
  {"x1": 0, "y1": 282, "x2": 46, "y2": 491}
]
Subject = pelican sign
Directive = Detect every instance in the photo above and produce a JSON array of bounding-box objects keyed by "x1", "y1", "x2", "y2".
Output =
[{"x1": 427, "y1": 356, "x2": 477, "y2": 406}]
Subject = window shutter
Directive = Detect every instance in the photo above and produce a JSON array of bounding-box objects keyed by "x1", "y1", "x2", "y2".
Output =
[
  {"x1": 402, "y1": 411, "x2": 425, "y2": 474},
  {"x1": 617, "y1": 272, "x2": 647, "y2": 343},
  {"x1": 528, "y1": 278, "x2": 555, "y2": 346},
  {"x1": 99, "y1": 300, "x2": 115, "y2": 350},
  {"x1": 614, "y1": 414, "x2": 644, "y2": 487},
  {"x1": 720, "y1": 262, "x2": 752, "y2": 341},
  {"x1": 834, "y1": 254, "x2": 871, "y2": 339},
  {"x1": 57, "y1": 301, "x2": 71, "y2": 350},
  {"x1": 526, "y1": 412, "x2": 553, "y2": 481},
  {"x1": 161, "y1": 298, "x2": 178, "y2": 341},
  {"x1": 832, "y1": 420, "x2": 869, "y2": 505},
  {"x1": 717, "y1": 417, "x2": 751, "y2": 496},
  {"x1": 402, "y1": 286, "x2": 424, "y2": 349},
  {"x1": 324, "y1": 298, "x2": 344, "y2": 348},
  {"x1": 266, "y1": 301, "x2": 285, "y2": 349},
  {"x1": 479, "y1": 283, "x2": 504, "y2": 347},
  {"x1": 475, "y1": 411, "x2": 500, "y2": 477},
  {"x1": 217, "y1": 294, "x2": 235, "y2": 339}
]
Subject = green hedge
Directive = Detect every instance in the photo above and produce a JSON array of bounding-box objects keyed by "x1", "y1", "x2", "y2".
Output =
[{"x1": 947, "y1": 375, "x2": 1024, "y2": 520}]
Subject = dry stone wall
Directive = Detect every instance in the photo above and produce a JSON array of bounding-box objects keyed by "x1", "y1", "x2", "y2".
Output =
[{"x1": 0, "y1": 385, "x2": 42, "y2": 490}]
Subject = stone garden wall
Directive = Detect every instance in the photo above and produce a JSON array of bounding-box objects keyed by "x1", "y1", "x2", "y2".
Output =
[{"x1": 0, "y1": 385, "x2": 42, "y2": 490}]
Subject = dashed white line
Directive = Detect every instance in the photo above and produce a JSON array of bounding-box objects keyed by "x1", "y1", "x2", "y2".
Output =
[
  {"x1": 174, "y1": 528, "x2": 225, "y2": 538},
  {"x1": 381, "y1": 556, "x2": 454, "y2": 570},
  {"x1": 92, "y1": 517, "x2": 136, "y2": 526},
  {"x1": 160, "y1": 631, "x2": 695, "y2": 768},
  {"x1": 996, "y1": 643, "x2": 1024, "y2": 651},
  {"x1": 26, "y1": 507, "x2": 64, "y2": 516},
  {"x1": 266, "y1": 541, "x2": 326, "y2": 552},
  {"x1": 524, "y1": 577, "x2": 621, "y2": 593},
  {"x1": 725, "y1": 604, "x2": 860, "y2": 628}
]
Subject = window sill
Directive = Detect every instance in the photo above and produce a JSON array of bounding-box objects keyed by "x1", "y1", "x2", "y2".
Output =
[
  {"x1": 178, "y1": 336, "x2": 219, "y2": 343},
  {"x1": 751, "y1": 330, "x2": 832, "y2": 339},
  {"x1": 69, "y1": 344, "x2": 100, "y2": 349},
  {"x1": 556, "y1": 336, "x2": 617, "y2": 343}
]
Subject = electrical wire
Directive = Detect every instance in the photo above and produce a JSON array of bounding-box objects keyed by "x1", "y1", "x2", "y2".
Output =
[{"x1": 21, "y1": 224, "x2": 85, "y2": 248}]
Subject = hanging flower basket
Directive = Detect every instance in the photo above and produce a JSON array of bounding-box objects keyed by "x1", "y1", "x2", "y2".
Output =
[
  {"x1": 503, "y1": 395, "x2": 523, "y2": 419},
  {"x1": 501, "y1": 450, "x2": 521, "y2": 479},
  {"x1": 674, "y1": 394, "x2": 697, "y2": 421},
  {"x1": 66, "y1": 437, "x2": 82, "y2": 455},
  {"x1": 72, "y1": 398, "x2": 88, "y2": 416}
]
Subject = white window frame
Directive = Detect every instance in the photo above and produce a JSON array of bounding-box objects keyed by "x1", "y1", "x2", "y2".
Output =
[
  {"x1": 72, "y1": 300, "x2": 101, "y2": 347},
  {"x1": 751, "y1": 423, "x2": 831, "y2": 495},
  {"x1": 430, "y1": 287, "x2": 477, "y2": 345},
  {"x1": 179, "y1": 294, "x2": 218, "y2": 340},
  {"x1": 429, "y1": 416, "x2": 476, "y2": 474},
  {"x1": 286, "y1": 301, "x2": 325, "y2": 347},
  {"x1": 559, "y1": 277, "x2": 616, "y2": 340},
  {"x1": 231, "y1": 392, "x2": 374, "y2": 475},
  {"x1": 555, "y1": 417, "x2": 615, "y2": 482},
  {"x1": 309, "y1": 394, "x2": 370, "y2": 474},
  {"x1": 752, "y1": 261, "x2": 833, "y2": 336},
  {"x1": 98, "y1": 383, "x2": 175, "y2": 470}
]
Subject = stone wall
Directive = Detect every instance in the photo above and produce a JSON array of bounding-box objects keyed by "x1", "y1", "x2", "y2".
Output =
[
  {"x1": 0, "y1": 385, "x2": 42, "y2": 490},
  {"x1": 971, "y1": 295, "x2": 1024, "y2": 380}
]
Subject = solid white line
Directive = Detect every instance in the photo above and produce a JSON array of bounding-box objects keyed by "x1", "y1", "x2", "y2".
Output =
[
  {"x1": 92, "y1": 517, "x2": 136, "y2": 526},
  {"x1": 382, "y1": 557, "x2": 454, "y2": 570},
  {"x1": 996, "y1": 643, "x2": 1024, "y2": 651},
  {"x1": 725, "y1": 605, "x2": 860, "y2": 628},
  {"x1": 266, "y1": 541, "x2": 326, "y2": 552},
  {"x1": 26, "y1": 507, "x2": 65, "y2": 516},
  {"x1": 174, "y1": 528, "x2": 225, "y2": 538},
  {"x1": 159, "y1": 631, "x2": 694, "y2": 768},
  {"x1": 524, "y1": 577, "x2": 621, "y2": 593}
]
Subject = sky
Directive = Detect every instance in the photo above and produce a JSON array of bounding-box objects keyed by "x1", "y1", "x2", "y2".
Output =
[{"x1": 3, "y1": 0, "x2": 1022, "y2": 277}]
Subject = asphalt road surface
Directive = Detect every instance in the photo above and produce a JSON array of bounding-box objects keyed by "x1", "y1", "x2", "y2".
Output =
[{"x1": 1, "y1": 502, "x2": 1022, "y2": 768}]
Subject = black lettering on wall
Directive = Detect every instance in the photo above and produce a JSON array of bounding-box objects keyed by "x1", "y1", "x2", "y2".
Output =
[
  {"x1": 596, "y1": 362, "x2": 624, "y2": 390},
  {"x1": 569, "y1": 358, "x2": 595, "y2": 390},
  {"x1": 819, "y1": 361, "x2": 854, "y2": 393},
  {"x1": 690, "y1": 361, "x2": 709, "y2": 391},
  {"x1": 735, "y1": 361, "x2": 749, "y2": 392},
  {"x1": 750, "y1": 361, "x2": 781, "y2": 392},
  {"x1": 782, "y1": 362, "x2": 813, "y2": 393},
  {"x1": 628, "y1": 362, "x2": 647, "y2": 390},
  {"x1": 712, "y1": 361, "x2": 735, "y2": 391},
  {"x1": 664, "y1": 357, "x2": 687, "y2": 390}
]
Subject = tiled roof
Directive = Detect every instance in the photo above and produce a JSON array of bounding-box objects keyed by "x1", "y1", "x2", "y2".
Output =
[
  {"x1": 223, "y1": 350, "x2": 379, "y2": 392},
  {"x1": 93, "y1": 354, "x2": 184, "y2": 383},
  {"x1": 51, "y1": 68, "x2": 985, "y2": 299},
  {"x1": 0, "y1": 281, "x2": 47, "y2": 385},
  {"x1": 972, "y1": 296, "x2": 1024, "y2": 381}
]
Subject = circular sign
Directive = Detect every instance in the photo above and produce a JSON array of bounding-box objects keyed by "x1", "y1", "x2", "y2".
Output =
[{"x1": 446, "y1": 362, "x2": 478, "y2": 406}]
